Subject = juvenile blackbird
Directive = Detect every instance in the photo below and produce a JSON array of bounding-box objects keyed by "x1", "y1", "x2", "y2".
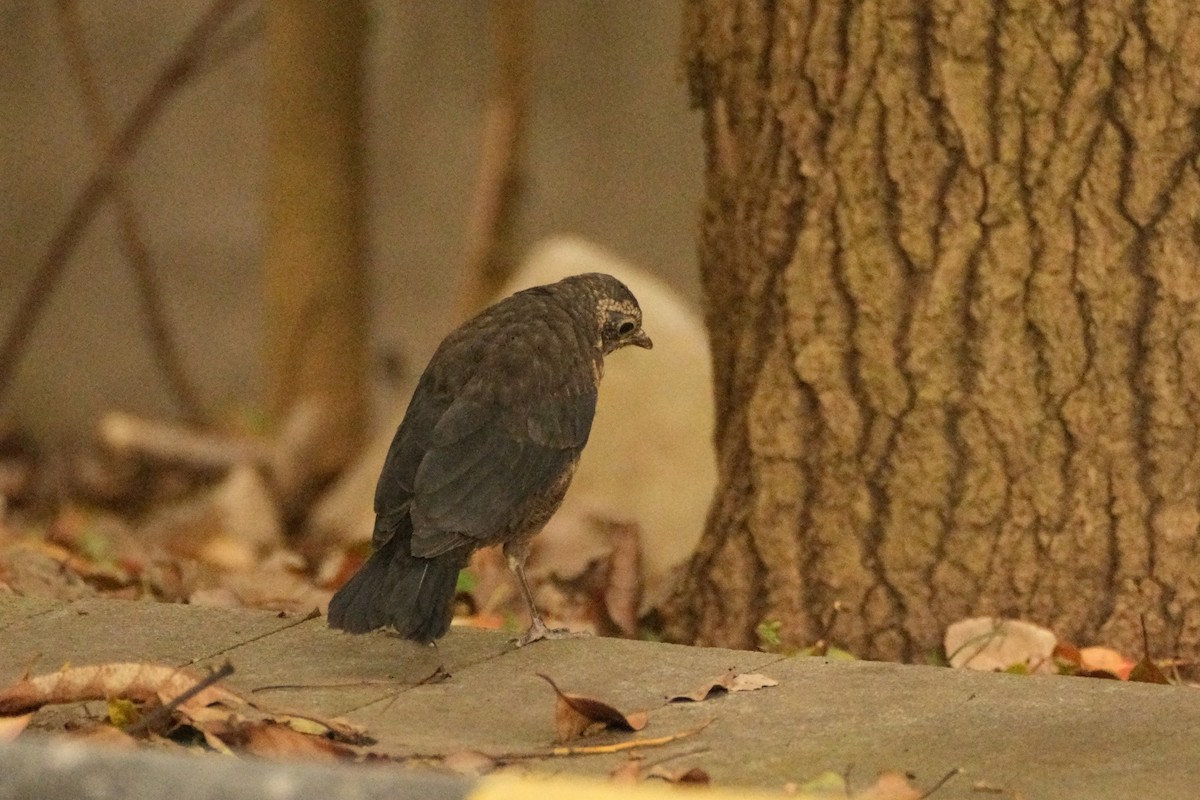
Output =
[{"x1": 327, "y1": 272, "x2": 652, "y2": 646}]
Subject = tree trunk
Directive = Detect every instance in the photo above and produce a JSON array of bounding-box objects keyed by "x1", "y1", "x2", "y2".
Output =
[
  {"x1": 263, "y1": 1, "x2": 369, "y2": 476},
  {"x1": 664, "y1": 0, "x2": 1200, "y2": 661}
]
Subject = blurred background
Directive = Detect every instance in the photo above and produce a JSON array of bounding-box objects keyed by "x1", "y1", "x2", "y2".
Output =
[{"x1": 2, "y1": 0, "x2": 703, "y2": 441}]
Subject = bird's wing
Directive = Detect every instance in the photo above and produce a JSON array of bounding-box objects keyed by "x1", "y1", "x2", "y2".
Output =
[
  {"x1": 371, "y1": 368, "x2": 448, "y2": 548},
  {"x1": 406, "y1": 382, "x2": 597, "y2": 557},
  {"x1": 372, "y1": 297, "x2": 599, "y2": 557}
]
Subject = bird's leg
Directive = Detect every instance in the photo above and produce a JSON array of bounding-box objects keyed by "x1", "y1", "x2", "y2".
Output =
[{"x1": 504, "y1": 541, "x2": 585, "y2": 646}]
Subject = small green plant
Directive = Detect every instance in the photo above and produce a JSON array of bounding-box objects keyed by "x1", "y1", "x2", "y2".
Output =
[
  {"x1": 455, "y1": 569, "x2": 477, "y2": 594},
  {"x1": 756, "y1": 619, "x2": 784, "y2": 652}
]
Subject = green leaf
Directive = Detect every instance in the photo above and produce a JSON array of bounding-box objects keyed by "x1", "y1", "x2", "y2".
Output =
[
  {"x1": 455, "y1": 569, "x2": 477, "y2": 594},
  {"x1": 755, "y1": 620, "x2": 783, "y2": 651}
]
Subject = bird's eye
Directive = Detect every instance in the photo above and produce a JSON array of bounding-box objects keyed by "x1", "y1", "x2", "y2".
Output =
[{"x1": 617, "y1": 320, "x2": 636, "y2": 336}]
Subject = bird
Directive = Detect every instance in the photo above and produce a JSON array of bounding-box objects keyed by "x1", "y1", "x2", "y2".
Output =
[{"x1": 327, "y1": 272, "x2": 652, "y2": 646}]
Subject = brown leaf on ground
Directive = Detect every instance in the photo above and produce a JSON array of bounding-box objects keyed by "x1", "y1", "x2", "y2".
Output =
[
  {"x1": 1079, "y1": 646, "x2": 1135, "y2": 680},
  {"x1": 646, "y1": 765, "x2": 711, "y2": 785},
  {"x1": 537, "y1": 673, "x2": 648, "y2": 742},
  {"x1": 668, "y1": 671, "x2": 778, "y2": 702},
  {"x1": 229, "y1": 720, "x2": 356, "y2": 762},
  {"x1": 0, "y1": 662, "x2": 244, "y2": 716},
  {"x1": 1128, "y1": 655, "x2": 1170, "y2": 685},
  {"x1": 271, "y1": 712, "x2": 370, "y2": 745}
]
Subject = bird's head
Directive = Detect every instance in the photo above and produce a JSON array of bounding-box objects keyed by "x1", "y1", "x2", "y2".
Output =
[{"x1": 564, "y1": 272, "x2": 653, "y2": 355}]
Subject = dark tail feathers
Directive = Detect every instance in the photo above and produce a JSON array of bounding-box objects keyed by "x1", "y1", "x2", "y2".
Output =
[{"x1": 327, "y1": 520, "x2": 467, "y2": 643}]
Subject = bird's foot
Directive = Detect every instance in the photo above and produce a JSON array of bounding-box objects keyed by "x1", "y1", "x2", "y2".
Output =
[{"x1": 515, "y1": 619, "x2": 590, "y2": 647}]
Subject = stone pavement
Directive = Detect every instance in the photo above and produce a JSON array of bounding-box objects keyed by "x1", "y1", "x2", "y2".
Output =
[{"x1": 1, "y1": 595, "x2": 1198, "y2": 799}]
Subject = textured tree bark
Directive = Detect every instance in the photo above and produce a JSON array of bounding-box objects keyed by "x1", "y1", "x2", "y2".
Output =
[
  {"x1": 664, "y1": 0, "x2": 1200, "y2": 661},
  {"x1": 264, "y1": 1, "x2": 369, "y2": 476}
]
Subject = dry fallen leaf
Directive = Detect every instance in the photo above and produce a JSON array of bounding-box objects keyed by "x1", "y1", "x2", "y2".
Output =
[
  {"x1": 646, "y1": 765, "x2": 711, "y2": 785},
  {"x1": 730, "y1": 673, "x2": 777, "y2": 692},
  {"x1": 668, "y1": 671, "x2": 778, "y2": 702},
  {"x1": 945, "y1": 617, "x2": 1057, "y2": 673},
  {"x1": 0, "y1": 659, "x2": 372, "y2": 760},
  {"x1": 273, "y1": 712, "x2": 370, "y2": 744},
  {"x1": 537, "y1": 673, "x2": 648, "y2": 742},
  {"x1": 0, "y1": 662, "x2": 244, "y2": 717},
  {"x1": 235, "y1": 720, "x2": 356, "y2": 762},
  {"x1": 1128, "y1": 654, "x2": 1170, "y2": 685},
  {"x1": 1079, "y1": 646, "x2": 1135, "y2": 679}
]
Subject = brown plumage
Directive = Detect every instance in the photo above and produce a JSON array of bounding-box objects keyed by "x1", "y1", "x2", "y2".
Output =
[{"x1": 327, "y1": 273, "x2": 652, "y2": 645}]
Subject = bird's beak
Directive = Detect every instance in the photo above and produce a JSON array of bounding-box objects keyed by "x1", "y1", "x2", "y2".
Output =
[{"x1": 630, "y1": 329, "x2": 653, "y2": 350}]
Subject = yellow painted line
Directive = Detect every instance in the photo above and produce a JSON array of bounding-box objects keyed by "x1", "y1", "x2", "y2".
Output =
[{"x1": 468, "y1": 772, "x2": 783, "y2": 800}]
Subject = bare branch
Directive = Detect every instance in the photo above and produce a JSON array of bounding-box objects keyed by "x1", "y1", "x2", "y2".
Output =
[
  {"x1": 0, "y1": 0, "x2": 249, "y2": 401},
  {"x1": 55, "y1": 0, "x2": 208, "y2": 423}
]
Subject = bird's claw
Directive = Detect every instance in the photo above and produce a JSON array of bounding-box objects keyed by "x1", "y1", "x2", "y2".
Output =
[{"x1": 515, "y1": 620, "x2": 590, "y2": 647}]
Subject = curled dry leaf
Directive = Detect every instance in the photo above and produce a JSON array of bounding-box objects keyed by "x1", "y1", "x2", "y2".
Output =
[
  {"x1": 668, "y1": 671, "x2": 778, "y2": 702},
  {"x1": 234, "y1": 720, "x2": 356, "y2": 762},
  {"x1": 273, "y1": 712, "x2": 370, "y2": 745},
  {"x1": 1079, "y1": 646, "x2": 1135, "y2": 679},
  {"x1": 537, "y1": 673, "x2": 648, "y2": 743},
  {"x1": 0, "y1": 662, "x2": 244, "y2": 716},
  {"x1": 0, "y1": 660, "x2": 372, "y2": 759}
]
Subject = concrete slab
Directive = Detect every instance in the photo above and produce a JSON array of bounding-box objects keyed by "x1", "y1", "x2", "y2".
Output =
[
  {"x1": 628, "y1": 654, "x2": 1200, "y2": 797},
  {"x1": 0, "y1": 599, "x2": 304, "y2": 683},
  {"x1": 355, "y1": 635, "x2": 781, "y2": 755},
  {"x1": 2, "y1": 596, "x2": 1199, "y2": 799},
  {"x1": 218, "y1": 619, "x2": 514, "y2": 718},
  {"x1": 0, "y1": 595, "x2": 62, "y2": 631}
]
